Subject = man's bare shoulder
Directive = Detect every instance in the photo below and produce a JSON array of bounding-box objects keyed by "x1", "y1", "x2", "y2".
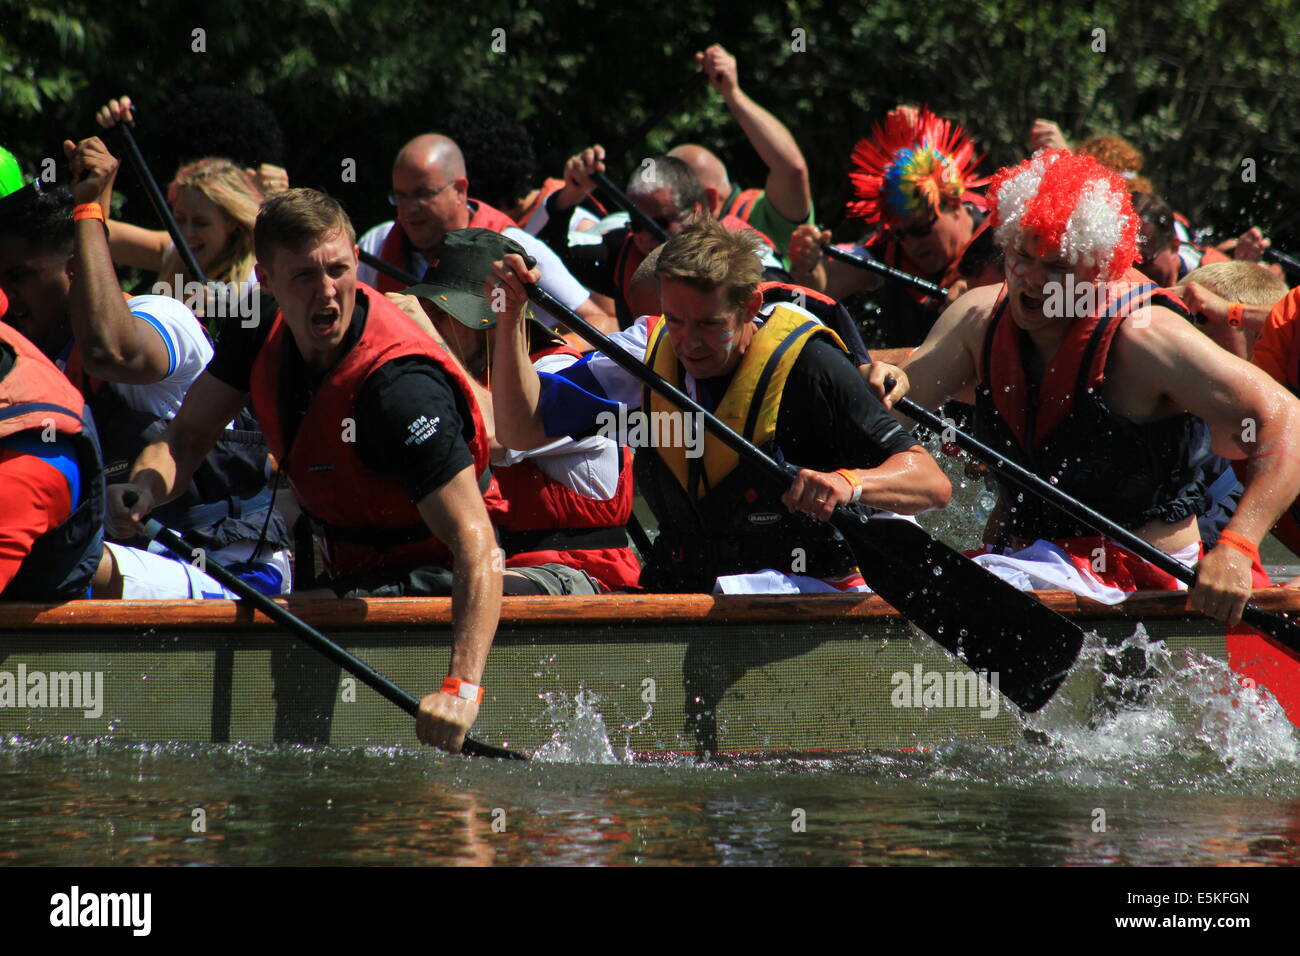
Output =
[
  {"x1": 1111, "y1": 303, "x2": 1203, "y2": 365},
  {"x1": 944, "y1": 282, "x2": 1002, "y2": 325}
]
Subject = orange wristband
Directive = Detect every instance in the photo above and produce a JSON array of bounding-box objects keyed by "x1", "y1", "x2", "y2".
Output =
[
  {"x1": 441, "y1": 677, "x2": 484, "y2": 704},
  {"x1": 834, "y1": 468, "x2": 863, "y2": 503},
  {"x1": 1226, "y1": 302, "x2": 1244, "y2": 327},
  {"x1": 73, "y1": 202, "x2": 104, "y2": 223},
  {"x1": 1216, "y1": 529, "x2": 1259, "y2": 564}
]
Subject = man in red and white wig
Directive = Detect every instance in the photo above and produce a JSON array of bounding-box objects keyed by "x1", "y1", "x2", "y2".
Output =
[{"x1": 868, "y1": 149, "x2": 1300, "y2": 719}]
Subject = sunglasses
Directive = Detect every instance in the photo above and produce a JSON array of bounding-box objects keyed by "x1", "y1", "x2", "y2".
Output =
[{"x1": 895, "y1": 216, "x2": 938, "y2": 240}]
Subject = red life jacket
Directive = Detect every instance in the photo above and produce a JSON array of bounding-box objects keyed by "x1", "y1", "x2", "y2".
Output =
[
  {"x1": 515, "y1": 177, "x2": 566, "y2": 229},
  {"x1": 248, "y1": 283, "x2": 501, "y2": 577},
  {"x1": 0, "y1": 322, "x2": 105, "y2": 600},
  {"x1": 491, "y1": 340, "x2": 639, "y2": 590},
  {"x1": 373, "y1": 199, "x2": 520, "y2": 293},
  {"x1": 721, "y1": 187, "x2": 765, "y2": 223}
]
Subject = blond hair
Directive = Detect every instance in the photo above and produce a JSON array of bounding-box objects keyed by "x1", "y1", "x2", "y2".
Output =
[
  {"x1": 653, "y1": 219, "x2": 763, "y2": 312},
  {"x1": 161, "y1": 158, "x2": 262, "y2": 288},
  {"x1": 1180, "y1": 261, "x2": 1289, "y2": 308}
]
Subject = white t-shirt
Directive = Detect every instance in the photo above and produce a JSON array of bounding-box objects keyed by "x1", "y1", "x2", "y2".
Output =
[
  {"x1": 491, "y1": 351, "x2": 622, "y2": 499},
  {"x1": 356, "y1": 219, "x2": 592, "y2": 328},
  {"x1": 56, "y1": 294, "x2": 213, "y2": 420}
]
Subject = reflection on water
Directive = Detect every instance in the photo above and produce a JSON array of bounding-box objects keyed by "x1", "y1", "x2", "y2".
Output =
[{"x1": 3, "y1": 634, "x2": 1299, "y2": 868}]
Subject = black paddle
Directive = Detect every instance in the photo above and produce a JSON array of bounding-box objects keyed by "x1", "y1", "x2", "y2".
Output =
[
  {"x1": 893, "y1": 394, "x2": 1300, "y2": 653},
  {"x1": 518, "y1": 282, "x2": 1085, "y2": 712},
  {"x1": 122, "y1": 494, "x2": 525, "y2": 760},
  {"x1": 820, "y1": 242, "x2": 948, "y2": 297},
  {"x1": 592, "y1": 170, "x2": 671, "y2": 243},
  {"x1": 358, "y1": 248, "x2": 419, "y2": 286},
  {"x1": 1264, "y1": 247, "x2": 1300, "y2": 276},
  {"x1": 108, "y1": 112, "x2": 208, "y2": 286}
]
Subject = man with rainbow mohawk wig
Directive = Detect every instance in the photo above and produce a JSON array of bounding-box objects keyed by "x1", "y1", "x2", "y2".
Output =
[
  {"x1": 788, "y1": 106, "x2": 990, "y2": 349},
  {"x1": 867, "y1": 149, "x2": 1300, "y2": 723}
]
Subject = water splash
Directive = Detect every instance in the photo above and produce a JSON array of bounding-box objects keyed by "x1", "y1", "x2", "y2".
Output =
[
  {"x1": 1026, "y1": 625, "x2": 1299, "y2": 771},
  {"x1": 532, "y1": 689, "x2": 625, "y2": 765}
]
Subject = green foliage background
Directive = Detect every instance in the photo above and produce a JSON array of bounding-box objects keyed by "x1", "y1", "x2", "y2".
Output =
[{"x1": 3, "y1": 0, "x2": 1298, "y2": 247}]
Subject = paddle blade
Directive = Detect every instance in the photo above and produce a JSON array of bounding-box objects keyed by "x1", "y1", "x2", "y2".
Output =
[{"x1": 832, "y1": 513, "x2": 1084, "y2": 712}]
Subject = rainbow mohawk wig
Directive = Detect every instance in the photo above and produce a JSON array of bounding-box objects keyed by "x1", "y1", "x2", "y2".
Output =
[
  {"x1": 846, "y1": 106, "x2": 987, "y2": 226},
  {"x1": 989, "y1": 150, "x2": 1140, "y2": 279}
]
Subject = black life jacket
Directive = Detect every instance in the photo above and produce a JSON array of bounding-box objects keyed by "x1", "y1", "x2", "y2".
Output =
[
  {"x1": 973, "y1": 283, "x2": 1213, "y2": 542},
  {"x1": 634, "y1": 306, "x2": 865, "y2": 592}
]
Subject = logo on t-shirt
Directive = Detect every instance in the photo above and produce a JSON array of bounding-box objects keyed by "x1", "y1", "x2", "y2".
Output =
[{"x1": 405, "y1": 415, "x2": 441, "y2": 446}]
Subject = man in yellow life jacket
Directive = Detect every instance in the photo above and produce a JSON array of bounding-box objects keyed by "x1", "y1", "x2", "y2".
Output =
[{"x1": 489, "y1": 219, "x2": 951, "y2": 594}]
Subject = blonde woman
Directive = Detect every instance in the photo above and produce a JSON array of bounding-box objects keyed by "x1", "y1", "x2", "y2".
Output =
[{"x1": 96, "y1": 96, "x2": 285, "y2": 336}]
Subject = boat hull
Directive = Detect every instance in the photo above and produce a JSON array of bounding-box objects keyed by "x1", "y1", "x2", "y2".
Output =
[{"x1": 0, "y1": 593, "x2": 1276, "y2": 756}]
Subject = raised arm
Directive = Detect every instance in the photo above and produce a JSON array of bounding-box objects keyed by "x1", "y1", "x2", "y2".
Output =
[
  {"x1": 63, "y1": 136, "x2": 173, "y2": 384},
  {"x1": 699, "y1": 44, "x2": 811, "y2": 224},
  {"x1": 489, "y1": 254, "x2": 550, "y2": 450}
]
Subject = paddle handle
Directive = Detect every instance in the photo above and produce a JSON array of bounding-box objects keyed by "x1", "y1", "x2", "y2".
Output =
[
  {"x1": 820, "y1": 243, "x2": 947, "y2": 297},
  {"x1": 122, "y1": 495, "x2": 522, "y2": 759},
  {"x1": 111, "y1": 118, "x2": 208, "y2": 286},
  {"x1": 892, "y1": 393, "x2": 1300, "y2": 652}
]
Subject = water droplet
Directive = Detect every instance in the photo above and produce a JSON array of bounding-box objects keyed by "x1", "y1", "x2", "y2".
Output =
[{"x1": 932, "y1": 566, "x2": 943, "y2": 576}]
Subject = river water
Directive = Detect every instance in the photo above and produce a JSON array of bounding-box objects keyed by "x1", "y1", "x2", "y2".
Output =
[
  {"x1": 2, "y1": 627, "x2": 1298, "y2": 867},
  {"x1": 2, "y1": 464, "x2": 1298, "y2": 869}
]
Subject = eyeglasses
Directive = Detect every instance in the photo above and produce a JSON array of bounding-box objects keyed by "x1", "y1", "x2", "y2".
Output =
[{"x1": 388, "y1": 181, "x2": 455, "y2": 207}]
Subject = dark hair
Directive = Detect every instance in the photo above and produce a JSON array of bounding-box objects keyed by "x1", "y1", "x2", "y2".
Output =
[
  {"x1": 254, "y1": 188, "x2": 355, "y2": 263},
  {"x1": 0, "y1": 184, "x2": 74, "y2": 256},
  {"x1": 440, "y1": 100, "x2": 537, "y2": 211},
  {"x1": 627, "y1": 155, "x2": 706, "y2": 218},
  {"x1": 149, "y1": 87, "x2": 287, "y2": 170},
  {"x1": 1132, "y1": 191, "x2": 1176, "y2": 254}
]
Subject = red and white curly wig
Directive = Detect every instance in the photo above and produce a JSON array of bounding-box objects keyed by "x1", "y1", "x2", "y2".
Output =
[{"x1": 989, "y1": 150, "x2": 1141, "y2": 280}]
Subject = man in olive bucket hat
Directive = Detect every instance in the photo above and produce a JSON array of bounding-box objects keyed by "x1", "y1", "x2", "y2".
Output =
[{"x1": 393, "y1": 229, "x2": 641, "y2": 592}]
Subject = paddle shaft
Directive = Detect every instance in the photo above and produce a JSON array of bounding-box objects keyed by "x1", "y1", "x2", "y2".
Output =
[
  {"x1": 358, "y1": 248, "x2": 419, "y2": 286},
  {"x1": 521, "y1": 285, "x2": 1086, "y2": 712},
  {"x1": 524, "y1": 285, "x2": 792, "y2": 487},
  {"x1": 591, "y1": 170, "x2": 671, "y2": 243},
  {"x1": 111, "y1": 119, "x2": 208, "y2": 285},
  {"x1": 1265, "y1": 247, "x2": 1300, "y2": 274},
  {"x1": 821, "y1": 243, "x2": 947, "y2": 297},
  {"x1": 894, "y1": 395, "x2": 1300, "y2": 651},
  {"x1": 126, "y1": 499, "x2": 522, "y2": 759}
]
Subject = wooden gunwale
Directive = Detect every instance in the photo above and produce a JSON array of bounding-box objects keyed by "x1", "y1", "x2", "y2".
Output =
[{"x1": 2, "y1": 589, "x2": 1299, "y2": 631}]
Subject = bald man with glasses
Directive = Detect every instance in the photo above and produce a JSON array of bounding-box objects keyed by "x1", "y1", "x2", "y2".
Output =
[{"x1": 357, "y1": 133, "x2": 617, "y2": 333}]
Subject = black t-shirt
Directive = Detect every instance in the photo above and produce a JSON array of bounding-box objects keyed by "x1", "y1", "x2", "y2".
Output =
[
  {"x1": 691, "y1": 335, "x2": 916, "y2": 470},
  {"x1": 207, "y1": 290, "x2": 473, "y2": 501}
]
